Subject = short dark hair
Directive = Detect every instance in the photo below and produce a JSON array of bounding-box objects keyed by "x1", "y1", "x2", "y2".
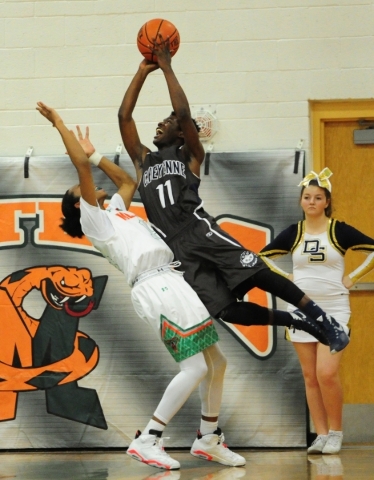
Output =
[
  {"x1": 170, "y1": 111, "x2": 201, "y2": 133},
  {"x1": 300, "y1": 179, "x2": 332, "y2": 217},
  {"x1": 60, "y1": 189, "x2": 84, "y2": 238}
]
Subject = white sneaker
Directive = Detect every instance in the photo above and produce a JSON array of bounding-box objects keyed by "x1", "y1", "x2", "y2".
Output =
[
  {"x1": 127, "y1": 430, "x2": 180, "y2": 470},
  {"x1": 322, "y1": 430, "x2": 343, "y2": 454},
  {"x1": 307, "y1": 434, "x2": 328, "y2": 454},
  {"x1": 190, "y1": 429, "x2": 246, "y2": 467}
]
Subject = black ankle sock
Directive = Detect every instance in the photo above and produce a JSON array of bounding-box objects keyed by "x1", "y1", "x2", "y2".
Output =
[
  {"x1": 300, "y1": 300, "x2": 324, "y2": 321},
  {"x1": 272, "y1": 310, "x2": 294, "y2": 327}
]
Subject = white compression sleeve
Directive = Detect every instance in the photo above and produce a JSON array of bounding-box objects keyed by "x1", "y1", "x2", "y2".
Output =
[{"x1": 153, "y1": 352, "x2": 208, "y2": 424}]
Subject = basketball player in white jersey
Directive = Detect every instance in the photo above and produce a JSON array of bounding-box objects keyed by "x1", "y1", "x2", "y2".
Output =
[
  {"x1": 260, "y1": 169, "x2": 374, "y2": 455},
  {"x1": 36, "y1": 101, "x2": 247, "y2": 471}
]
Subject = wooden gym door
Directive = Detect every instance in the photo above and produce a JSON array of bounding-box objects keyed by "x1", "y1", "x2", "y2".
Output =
[{"x1": 311, "y1": 100, "x2": 374, "y2": 404}]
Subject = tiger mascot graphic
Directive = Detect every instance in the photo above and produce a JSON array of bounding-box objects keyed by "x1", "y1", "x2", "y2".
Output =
[{"x1": 0, "y1": 265, "x2": 108, "y2": 429}]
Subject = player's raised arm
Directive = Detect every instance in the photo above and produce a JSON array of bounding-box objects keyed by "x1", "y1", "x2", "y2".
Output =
[
  {"x1": 154, "y1": 36, "x2": 205, "y2": 175},
  {"x1": 118, "y1": 60, "x2": 158, "y2": 181},
  {"x1": 36, "y1": 101, "x2": 97, "y2": 207},
  {"x1": 74, "y1": 126, "x2": 137, "y2": 209}
]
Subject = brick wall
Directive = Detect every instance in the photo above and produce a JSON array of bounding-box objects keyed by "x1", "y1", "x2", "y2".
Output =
[{"x1": 1, "y1": 1, "x2": 373, "y2": 157}]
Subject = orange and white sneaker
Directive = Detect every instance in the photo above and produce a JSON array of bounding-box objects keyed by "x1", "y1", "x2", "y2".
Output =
[
  {"x1": 127, "y1": 430, "x2": 180, "y2": 470},
  {"x1": 190, "y1": 429, "x2": 246, "y2": 467}
]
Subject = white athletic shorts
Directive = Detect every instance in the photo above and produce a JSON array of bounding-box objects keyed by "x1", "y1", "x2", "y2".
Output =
[
  {"x1": 286, "y1": 296, "x2": 351, "y2": 343},
  {"x1": 131, "y1": 268, "x2": 219, "y2": 362}
]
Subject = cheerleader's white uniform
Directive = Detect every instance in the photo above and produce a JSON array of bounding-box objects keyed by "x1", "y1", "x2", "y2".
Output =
[{"x1": 260, "y1": 219, "x2": 374, "y2": 342}]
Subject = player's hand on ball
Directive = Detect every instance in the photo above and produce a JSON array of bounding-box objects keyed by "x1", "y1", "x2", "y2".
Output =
[
  {"x1": 151, "y1": 34, "x2": 172, "y2": 69},
  {"x1": 139, "y1": 58, "x2": 159, "y2": 73}
]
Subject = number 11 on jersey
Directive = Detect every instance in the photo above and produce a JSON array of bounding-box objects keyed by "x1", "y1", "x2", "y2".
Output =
[{"x1": 156, "y1": 180, "x2": 175, "y2": 208}]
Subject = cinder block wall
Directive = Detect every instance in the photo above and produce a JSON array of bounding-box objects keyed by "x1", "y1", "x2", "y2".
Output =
[{"x1": 1, "y1": 1, "x2": 373, "y2": 157}]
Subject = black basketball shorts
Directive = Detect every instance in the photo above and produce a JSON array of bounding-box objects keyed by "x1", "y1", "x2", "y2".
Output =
[{"x1": 167, "y1": 212, "x2": 268, "y2": 317}]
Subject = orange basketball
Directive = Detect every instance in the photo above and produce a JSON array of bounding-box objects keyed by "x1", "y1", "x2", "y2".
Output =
[{"x1": 137, "y1": 18, "x2": 180, "y2": 62}]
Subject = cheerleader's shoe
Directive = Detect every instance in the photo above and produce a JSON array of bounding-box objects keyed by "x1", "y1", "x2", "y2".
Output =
[
  {"x1": 322, "y1": 430, "x2": 343, "y2": 454},
  {"x1": 307, "y1": 434, "x2": 328, "y2": 454},
  {"x1": 190, "y1": 429, "x2": 246, "y2": 467}
]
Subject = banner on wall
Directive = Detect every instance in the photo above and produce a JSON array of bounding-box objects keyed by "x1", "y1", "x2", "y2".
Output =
[{"x1": 0, "y1": 150, "x2": 306, "y2": 449}]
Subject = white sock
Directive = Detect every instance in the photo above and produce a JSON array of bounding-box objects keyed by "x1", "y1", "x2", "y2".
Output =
[
  {"x1": 200, "y1": 419, "x2": 218, "y2": 435},
  {"x1": 143, "y1": 419, "x2": 166, "y2": 436},
  {"x1": 329, "y1": 429, "x2": 343, "y2": 436}
]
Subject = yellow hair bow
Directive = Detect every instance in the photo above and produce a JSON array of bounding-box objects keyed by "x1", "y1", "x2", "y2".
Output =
[{"x1": 298, "y1": 167, "x2": 333, "y2": 192}]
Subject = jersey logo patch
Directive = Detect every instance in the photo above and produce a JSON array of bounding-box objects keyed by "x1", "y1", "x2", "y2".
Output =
[
  {"x1": 164, "y1": 336, "x2": 180, "y2": 353},
  {"x1": 303, "y1": 239, "x2": 326, "y2": 263},
  {"x1": 115, "y1": 211, "x2": 135, "y2": 221},
  {"x1": 240, "y1": 251, "x2": 258, "y2": 268}
]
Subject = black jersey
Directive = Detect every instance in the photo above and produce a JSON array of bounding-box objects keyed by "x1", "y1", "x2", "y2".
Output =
[
  {"x1": 138, "y1": 145, "x2": 267, "y2": 317},
  {"x1": 138, "y1": 145, "x2": 203, "y2": 238}
]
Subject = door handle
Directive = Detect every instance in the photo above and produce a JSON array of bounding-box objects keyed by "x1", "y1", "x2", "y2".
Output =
[{"x1": 350, "y1": 282, "x2": 374, "y2": 291}]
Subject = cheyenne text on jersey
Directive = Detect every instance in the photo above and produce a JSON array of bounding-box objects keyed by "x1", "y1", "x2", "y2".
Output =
[{"x1": 143, "y1": 160, "x2": 186, "y2": 187}]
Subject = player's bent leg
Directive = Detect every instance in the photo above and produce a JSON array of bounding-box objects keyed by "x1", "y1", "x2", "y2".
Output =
[
  {"x1": 127, "y1": 353, "x2": 208, "y2": 470},
  {"x1": 218, "y1": 302, "x2": 329, "y2": 347},
  {"x1": 153, "y1": 352, "x2": 208, "y2": 424},
  {"x1": 192, "y1": 344, "x2": 245, "y2": 466},
  {"x1": 236, "y1": 269, "x2": 350, "y2": 354}
]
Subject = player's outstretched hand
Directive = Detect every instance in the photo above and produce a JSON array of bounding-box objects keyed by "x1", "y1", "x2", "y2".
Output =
[
  {"x1": 151, "y1": 34, "x2": 172, "y2": 69},
  {"x1": 74, "y1": 125, "x2": 95, "y2": 157},
  {"x1": 36, "y1": 101, "x2": 62, "y2": 126}
]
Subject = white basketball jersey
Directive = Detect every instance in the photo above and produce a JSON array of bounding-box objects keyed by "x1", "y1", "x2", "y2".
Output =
[{"x1": 81, "y1": 195, "x2": 173, "y2": 285}]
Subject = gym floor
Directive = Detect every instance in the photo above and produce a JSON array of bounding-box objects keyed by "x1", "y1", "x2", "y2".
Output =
[{"x1": 0, "y1": 445, "x2": 373, "y2": 479}]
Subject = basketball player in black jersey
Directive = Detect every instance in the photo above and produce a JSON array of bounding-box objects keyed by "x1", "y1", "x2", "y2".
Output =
[{"x1": 118, "y1": 37, "x2": 349, "y2": 357}]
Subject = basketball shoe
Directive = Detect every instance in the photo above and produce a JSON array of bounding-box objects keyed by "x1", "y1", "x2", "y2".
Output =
[
  {"x1": 190, "y1": 429, "x2": 246, "y2": 467},
  {"x1": 290, "y1": 310, "x2": 349, "y2": 354},
  {"x1": 127, "y1": 430, "x2": 180, "y2": 470},
  {"x1": 317, "y1": 313, "x2": 350, "y2": 354},
  {"x1": 289, "y1": 310, "x2": 328, "y2": 345}
]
